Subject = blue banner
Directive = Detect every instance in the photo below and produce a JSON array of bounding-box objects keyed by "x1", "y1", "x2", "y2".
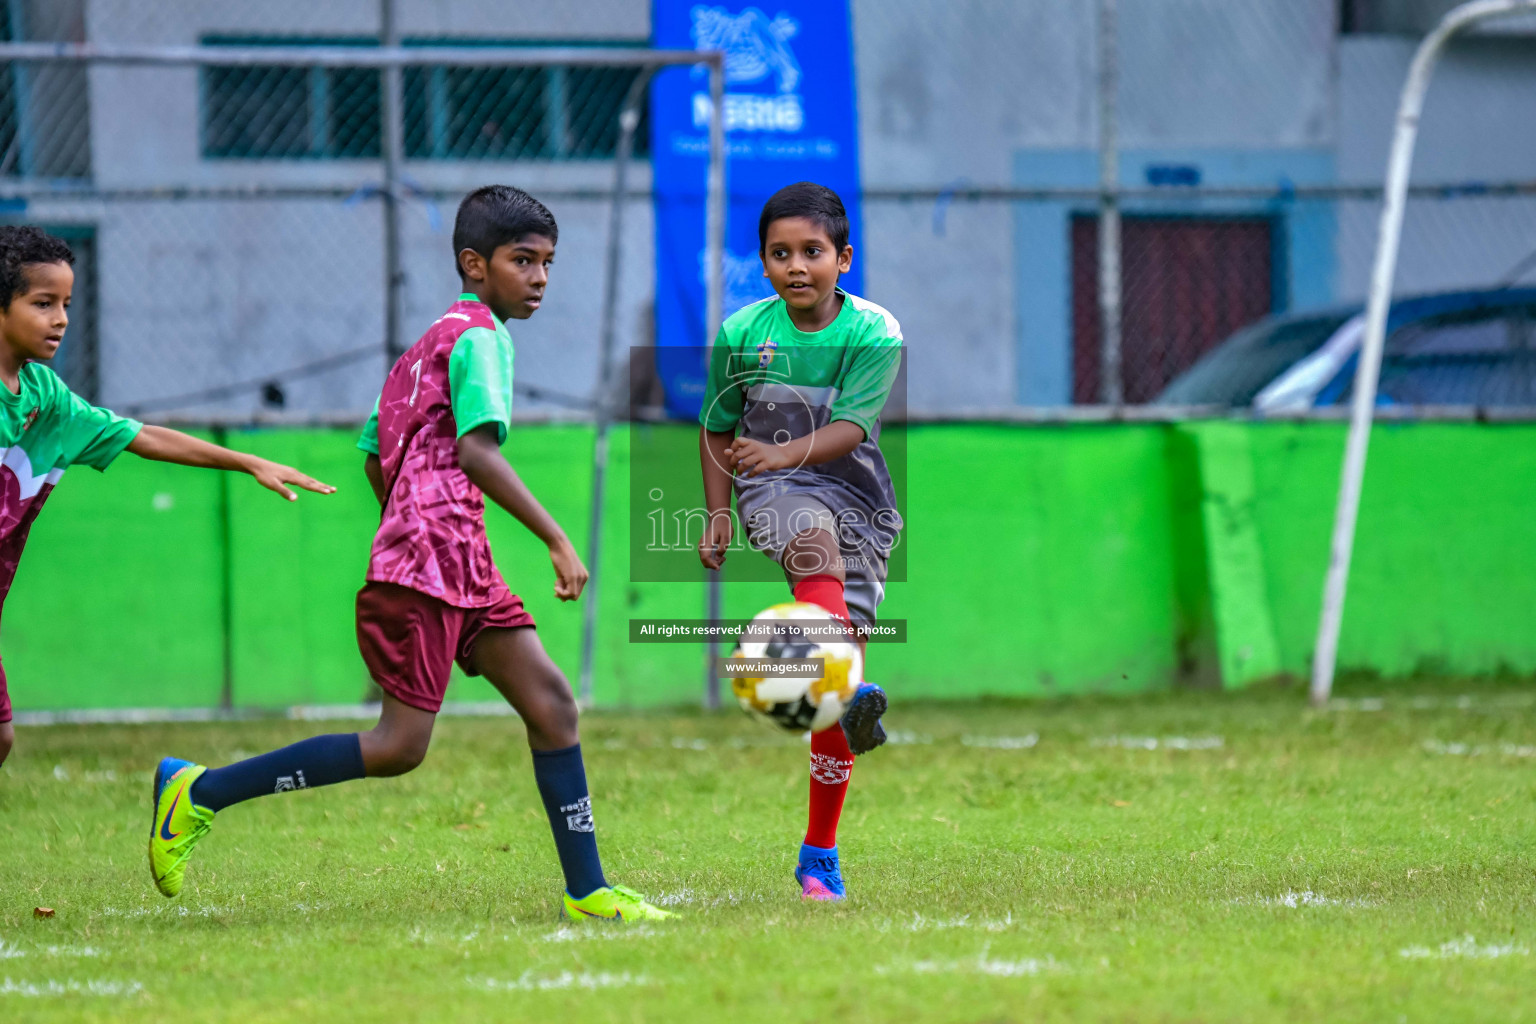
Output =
[{"x1": 651, "y1": 1, "x2": 864, "y2": 420}]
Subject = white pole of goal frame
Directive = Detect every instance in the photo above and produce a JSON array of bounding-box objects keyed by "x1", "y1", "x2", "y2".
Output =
[{"x1": 1309, "y1": 0, "x2": 1536, "y2": 708}]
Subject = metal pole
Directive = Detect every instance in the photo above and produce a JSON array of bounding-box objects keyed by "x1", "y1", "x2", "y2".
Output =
[
  {"x1": 212, "y1": 426, "x2": 234, "y2": 711},
  {"x1": 5, "y1": 0, "x2": 34, "y2": 177},
  {"x1": 1310, "y1": 0, "x2": 1536, "y2": 707},
  {"x1": 0, "y1": 42, "x2": 709, "y2": 68},
  {"x1": 1096, "y1": 0, "x2": 1122, "y2": 406},
  {"x1": 579, "y1": 68, "x2": 655, "y2": 707},
  {"x1": 380, "y1": 0, "x2": 405, "y2": 363},
  {"x1": 703, "y1": 58, "x2": 727, "y2": 711}
]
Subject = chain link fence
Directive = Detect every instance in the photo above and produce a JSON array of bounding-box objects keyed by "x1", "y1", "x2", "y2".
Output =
[
  {"x1": 0, "y1": 0, "x2": 705, "y2": 423},
  {"x1": 853, "y1": 0, "x2": 1536, "y2": 413},
  {"x1": 1, "y1": 0, "x2": 1534, "y2": 416}
]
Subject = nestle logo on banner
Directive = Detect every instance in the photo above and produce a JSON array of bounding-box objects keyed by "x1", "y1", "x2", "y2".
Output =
[
  {"x1": 691, "y1": 5, "x2": 805, "y2": 133},
  {"x1": 692, "y1": 93, "x2": 804, "y2": 133}
]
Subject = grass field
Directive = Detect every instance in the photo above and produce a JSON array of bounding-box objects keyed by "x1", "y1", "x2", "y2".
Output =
[{"x1": 2, "y1": 678, "x2": 1535, "y2": 1022}]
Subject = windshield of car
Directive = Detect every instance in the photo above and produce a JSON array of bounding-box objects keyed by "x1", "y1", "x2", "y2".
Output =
[
  {"x1": 1155, "y1": 313, "x2": 1352, "y2": 406},
  {"x1": 1331, "y1": 304, "x2": 1536, "y2": 406}
]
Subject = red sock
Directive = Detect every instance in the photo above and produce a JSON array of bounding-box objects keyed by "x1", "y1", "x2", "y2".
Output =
[
  {"x1": 793, "y1": 574, "x2": 852, "y2": 629},
  {"x1": 806, "y1": 723, "x2": 854, "y2": 849},
  {"x1": 795, "y1": 574, "x2": 856, "y2": 848}
]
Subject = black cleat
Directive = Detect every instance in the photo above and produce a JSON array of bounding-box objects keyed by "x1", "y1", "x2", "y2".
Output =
[{"x1": 839, "y1": 683, "x2": 888, "y2": 755}]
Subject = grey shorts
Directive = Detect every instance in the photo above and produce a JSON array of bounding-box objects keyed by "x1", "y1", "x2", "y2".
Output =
[{"x1": 740, "y1": 491, "x2": 887, "y2": 625}]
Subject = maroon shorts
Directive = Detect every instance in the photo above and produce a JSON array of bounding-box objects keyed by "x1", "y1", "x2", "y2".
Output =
[
  {"x1": 355, "y1": 581, "x2": 535, "y2": 714},
  {"x1": 0, "y1": 658, "x2": 10, "y2": 725}
]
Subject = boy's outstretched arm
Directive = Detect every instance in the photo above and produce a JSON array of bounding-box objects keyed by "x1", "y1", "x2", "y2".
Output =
[
  {"x1": 457, "y1": 422, "x2": 587, "y2": 601},
  {"x1": 127, "y1": 425, "x2": 336, "y2": 501}
]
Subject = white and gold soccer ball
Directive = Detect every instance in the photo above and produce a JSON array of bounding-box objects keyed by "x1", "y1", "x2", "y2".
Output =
[{"x1": 728, "y1": 602, "x2": 862, "y2": 733}]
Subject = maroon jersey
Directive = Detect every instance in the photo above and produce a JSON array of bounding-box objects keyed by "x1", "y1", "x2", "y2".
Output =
[{"x1": 357, "y1": 294, "x2": 516, "y2": 608}]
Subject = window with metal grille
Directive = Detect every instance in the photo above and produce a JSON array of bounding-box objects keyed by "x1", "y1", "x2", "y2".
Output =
[
  {"x1": 1071, "y1": 214, "x2": 1278, "y2": 404},
  {"x1": 201, "y1": 37, "x2": 649, "y2": 161},
  {"x1": 0, "y1": 4, "x2": 17, "y2": 174},
  {"x1": 0, "y1": 1, "x2": 91, "y2": 179},
  {"x1": 203, "y1": 38, "x2": 381, "y2": 159}
]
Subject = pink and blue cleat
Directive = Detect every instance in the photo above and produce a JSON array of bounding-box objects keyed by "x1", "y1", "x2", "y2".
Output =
[{"x1": 795, "y1": 843, "x2": 846, "y2": 901}]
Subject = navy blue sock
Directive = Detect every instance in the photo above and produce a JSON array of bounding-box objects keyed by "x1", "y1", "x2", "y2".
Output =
[
  {"x1": 531, "y1": 743, "x2": 608, "y2": 899},
  {"x1": 190, "y1": 733, "x2": 366, "y2": 813}
]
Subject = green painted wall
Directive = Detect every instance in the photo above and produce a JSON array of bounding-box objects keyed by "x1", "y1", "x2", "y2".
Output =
[
  {"x1": 1247, "y1": 422, "x2": 1536, "y2": 678},
  {"x1": 2, "y1": 431, "x2": 226, "y2": 709},
  {"x1": 3, "y1": 422, "x2": 1531, "y2": 714}
]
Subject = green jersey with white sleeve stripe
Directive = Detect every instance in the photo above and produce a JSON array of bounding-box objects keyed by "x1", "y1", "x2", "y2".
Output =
[{"x1": 701, "y1": 289, "x2": 903, "y2": 560}]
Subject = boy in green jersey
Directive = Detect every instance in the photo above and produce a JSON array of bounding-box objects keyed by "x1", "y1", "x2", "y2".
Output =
[
  {"x1": 0, "y1": 226, "x2": 334, "y2": 766},
  {"x1": 698, "y1": 182, "x2": 903, "y2": 901}
]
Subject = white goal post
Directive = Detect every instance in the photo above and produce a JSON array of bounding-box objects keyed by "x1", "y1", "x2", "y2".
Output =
[{"x1": 1309, "y1": 0, "x2": 1536, "y2": 707}]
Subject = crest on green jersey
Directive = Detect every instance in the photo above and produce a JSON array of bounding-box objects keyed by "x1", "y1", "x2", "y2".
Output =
[{"x1": 731, "y1": 345, "x2": 791, "y2": 386}]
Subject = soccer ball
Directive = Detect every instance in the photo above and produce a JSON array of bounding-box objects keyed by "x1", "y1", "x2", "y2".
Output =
[{"x1": 728, "y1": 602, "x2": 862, "y2": 733}]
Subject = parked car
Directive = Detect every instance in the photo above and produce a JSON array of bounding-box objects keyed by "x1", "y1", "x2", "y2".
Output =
[{"x1": 1155, "y1": 288, "x2": 1536, "y2": 410}]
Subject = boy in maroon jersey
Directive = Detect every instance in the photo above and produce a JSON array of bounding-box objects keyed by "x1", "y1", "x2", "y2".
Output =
[{"x1": 148, "y1": 186, "x2": 671, "y2": 922}]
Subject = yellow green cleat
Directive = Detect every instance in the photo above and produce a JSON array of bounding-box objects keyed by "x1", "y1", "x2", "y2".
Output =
[
  {"x1": 148, "y1": 757, "x2": 215, "y2": 898},
  {"x1": 563, "y1": 884, "x2": 674, "y2": 922}
]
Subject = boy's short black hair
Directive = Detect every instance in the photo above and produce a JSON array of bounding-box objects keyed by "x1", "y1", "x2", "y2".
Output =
[
  {"x1": 758, "y1": 181, "x2": 850, "y2": 254},
  {"x1": 0, "y1": 225, "x2": 74, "y2": 311},
  {"x1": 452, "y1": 185, "x2": 558, "y2": 275}
]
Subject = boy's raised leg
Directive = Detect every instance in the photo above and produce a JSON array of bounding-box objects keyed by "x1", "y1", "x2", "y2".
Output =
[
  {"x1": 468, "y1": 626, "x2": 672, "y2": 921},
  {"x1": 785, "y1": 531, "x2": 887, "y2": 901}
]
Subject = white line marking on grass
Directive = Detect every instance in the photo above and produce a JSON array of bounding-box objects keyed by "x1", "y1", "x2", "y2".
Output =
[
  {"x1": 472, "y1": 971, "x2": 651, "y2": 992},
  {"x1": 1233, "y1": 891, "x2": 1371, "y2": 908},
  {"x1": 406, "y1": 926, "x2": 481, "y2": 947},
  {"x1": 1330, "y1": 694, "x2": 1536, "y2": 713},
  {"x1": 540, "y1": 925, "x2": 659, "y2": 943},
  {"x1": 1399, "y1": 935, "x2": 1529, "y2": 960},
  {"x1": 961, "y1": 734, "x2": 1038, "y2": 750},
  {"x1": 1329, "y1": 698, "x2": 1387, "y2": 712},
  {"x1": 670, "y1": 737, "x2": 710, "y2": 750},
  {"x1": 884, "y1": 730, "x2": 933, "y2": 745},
  {"x1": 99, "y1": 905, "x2": 233, "y2": 919},
  {"x1": 877, "y1": 954, "x2": 1065, "y2": 978},
  {"x1": 899, "y1": 912, "x2": 1016, "y2": 932},
  {"x1": 1422, "y1": 740, "x2": 1536, "y2": 758},
  {"x1": 652, "y1": 888, "x2": 765, "y2": 908},
  {"x1": 1091, "y1": 735, "x2": 1223, "y2": 751},
  {"x1": 0, "y1": 978, "x2": 143, "y2": 998},
  {"x1": 970, "y1": 957, "x2": 1064, "y2": 977},
  {"x1": 50, "y1": 766, "x2": 121, "y2": 783},
  {"x1": 0, "y1": 942, "x2": 24, "y2": 960}
]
